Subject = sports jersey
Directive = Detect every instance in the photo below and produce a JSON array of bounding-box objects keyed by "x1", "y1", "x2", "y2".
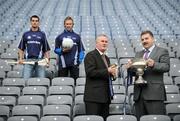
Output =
[
  {"x1": 18, "y1": 29, "x2": 50, "y2": 59},
  {"x1": 55, "y1": 30, "x2": 85, "y2": 68}
]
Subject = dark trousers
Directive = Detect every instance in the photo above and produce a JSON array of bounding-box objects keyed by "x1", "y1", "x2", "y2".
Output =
[
  {"x1": 59, "y1": 65, "x2": 79, "y2": 81},
  {"x1": 134, "y1": 93, "x2": 166, "y2": 121},
  {"x1": 85, "y1": 101, "x2": 109, "y2": 120}
]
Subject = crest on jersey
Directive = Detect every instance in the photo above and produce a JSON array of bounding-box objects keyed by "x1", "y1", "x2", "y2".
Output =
[{"x1": 27, "y1": 36, "x2": 31, "y2": 39}]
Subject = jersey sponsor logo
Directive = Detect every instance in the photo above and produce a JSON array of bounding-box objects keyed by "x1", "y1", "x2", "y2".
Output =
[
  {"x1": 72, "y1": 37, "x2": 76, "y2": 40},
  {"x1": 37, "y1": 36, "x2": 41, "y2": 39},
  {"x1": 27, "y1": 40, "x2": 41, "y2": 44}
]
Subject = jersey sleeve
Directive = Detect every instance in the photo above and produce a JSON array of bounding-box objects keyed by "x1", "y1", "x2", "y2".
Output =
[
  {"x1": 42, "y1": 32, "x2": 50, "y2": 52},
  {"x1": 18, "y1": 33, "x2": 26, "y2": 51}
]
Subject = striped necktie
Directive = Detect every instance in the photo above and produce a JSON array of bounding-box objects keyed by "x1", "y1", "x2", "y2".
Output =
[{"x1": 144, "y1": 49, "x2": 150, "y2": 60}]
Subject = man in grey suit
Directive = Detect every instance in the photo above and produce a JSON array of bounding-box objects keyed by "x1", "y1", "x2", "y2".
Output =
[
  {"x1": 84, "y1": 34, "x2": 117, "y2": 120},
  {"x1": 126, "y1": 30, "x2": 170, "y2": 121}
]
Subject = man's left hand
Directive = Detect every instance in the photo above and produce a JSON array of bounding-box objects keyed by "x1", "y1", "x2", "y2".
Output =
[{"x1": 146, "y1": 58, "x2": 155, "y2": 67}]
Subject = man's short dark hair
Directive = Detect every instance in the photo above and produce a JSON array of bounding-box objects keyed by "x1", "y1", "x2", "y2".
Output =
[
  {"x1": 141, "y1": 30, "x2": 154, "y2": 38},
  {"x1": 30, "y1": 15, "x2": 40, "y2": 21},
  {"x1": 64, "y1": 16, "x2": 74, "y2": 25}
]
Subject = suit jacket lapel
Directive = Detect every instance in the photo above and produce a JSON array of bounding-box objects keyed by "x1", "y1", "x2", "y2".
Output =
[
  {"x1": 94, "y1": 49, "x2": 109, "y2": 68},
  {"x1": 148, "y1": 45, "x2": 158, "y2": 59}
]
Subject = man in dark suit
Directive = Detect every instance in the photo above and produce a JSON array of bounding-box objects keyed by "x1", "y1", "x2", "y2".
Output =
[
  {"x1": 84, "y1": 34, "x2": 117, "y2": 120},
  {"x1": 126, "y1": 30, "x2": 170, "y2": 121}
]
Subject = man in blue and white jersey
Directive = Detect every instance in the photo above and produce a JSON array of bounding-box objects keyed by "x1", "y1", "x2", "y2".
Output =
[
  {"x1": 18, "y1": 15, "x2": 50, "y2": 79},
  {"x1": 54, "y1": 16, "x2": 85, "y2": 81}
]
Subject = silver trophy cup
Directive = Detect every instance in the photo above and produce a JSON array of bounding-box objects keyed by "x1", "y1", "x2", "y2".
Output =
[{"x1": 132, "y1": 58, "x2": 147, "y2": 85}]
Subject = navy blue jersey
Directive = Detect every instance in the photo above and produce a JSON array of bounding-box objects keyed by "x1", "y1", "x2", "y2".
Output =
[
  {"x1": 18, "y1": 29, "x2": 50, "y2": 59},
  {"x1": 55, "y1": 30, "x2": 85, "y2": 67}
]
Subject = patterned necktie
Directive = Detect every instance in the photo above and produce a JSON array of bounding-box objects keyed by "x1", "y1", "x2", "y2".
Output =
[
  {"x1": 144, "y1": 49, "x2": 150, "y2": 60},
  {"x1": 101, "y1": 54, "x2": 114, "y2": 98}
]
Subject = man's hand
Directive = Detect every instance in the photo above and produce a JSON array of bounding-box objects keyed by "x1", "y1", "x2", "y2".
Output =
[
  {"x1": 146, "y1": 58, "x2": 155, "y2": 67},
  {"x1": 54, "y1": 48, "x2": 62, "y2": 55},
  {"x1": 62, "y1": 47, "x2": 71, "y2": 53},
  {"x1": 79, "y1": 51, "x2": 85, "y2": 64},
  {"x1": 18, "y1": 59, "x2": 24, "y2": 64},
  {"x1": 125, "y1": 59, "x2": 133, "y2": 69},
  {"x1": 108, "y1": 65, "x2": 117, "y2": 76}
]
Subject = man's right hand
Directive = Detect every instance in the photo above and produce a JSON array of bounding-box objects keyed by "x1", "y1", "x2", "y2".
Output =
[
  {"x1": 62, "y1": 47, "x2": 71, "y2": 53},
  {"x1": 125, "y1": 59, "x2": 133, "y2": 69},
  {"x1": 108, "y1": 66, "x2": 117, "y2": 76},
  {"x1": 18, "y1": 59, "x2": 24, "y2": 64}
]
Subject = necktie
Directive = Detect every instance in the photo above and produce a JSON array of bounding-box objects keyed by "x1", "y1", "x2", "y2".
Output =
[
  {"x1": 101, "y1": 54, "x2": 114, "y2": 98},
  {"x1": 101, "y1": 54, "x2": 108, "y2": 68},
  {"x1": 144, "y1": 49, "x2": 150, "y2": 60}
]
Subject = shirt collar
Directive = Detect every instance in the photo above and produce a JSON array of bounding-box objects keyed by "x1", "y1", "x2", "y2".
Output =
[
  {"x1": 144, "y1": 44, "x2": 155, "y2": 53},
  {"x1": 30, "y1": 27, "x2": 40, "y2": 32},
  {"x1": 96, "y1": 48, "x2": 105, "y2": 55},
  {"x1": 64, "y1": 29, "x2": 73, "y2": 33}
]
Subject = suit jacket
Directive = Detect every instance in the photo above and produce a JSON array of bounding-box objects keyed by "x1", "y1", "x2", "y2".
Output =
[
  {"x1": 133, "y1": 45, "x2": 170, "y2": 101},
  {"x1": 84, "y1": 49, "x2": 111, "y2": 103}
]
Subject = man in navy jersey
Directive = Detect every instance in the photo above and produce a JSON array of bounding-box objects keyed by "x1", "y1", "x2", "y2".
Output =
[
  {"x1": 54, "y1": 16, "x2": 85, "y2": 81},
  {"x1": 18, "y1": 15, "x2": 50, "y2": 79}
]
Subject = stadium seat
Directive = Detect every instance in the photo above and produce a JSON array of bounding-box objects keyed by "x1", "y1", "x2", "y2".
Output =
[
  {"x1": 0, "y1": 86, "x2": 20, "y2": 97},
  {"x1": 6, "y1": 70, "x2": 23, "y2": 78},
  {"x1": 165, "y1": 94, "x2": 180, "y2": 104},
  {"x1": 165, "y1": 85, "x2": 179, "y2": 94},
  {"x1": 109, "y1": 103, "x2": 132, "y2": 115},
  {"x1": 0, "y1": 105, "x2": 9, "y2": 118},
  {"x1": 52, "y1": 77, "x2": 74, "y2": 87},
  {"x1": 48, "y1": 86, "x2": 73, "y2": 96},
  {"x1": 163, "y1": 76, "x2": 173, "y2": 85},
  {"x1": 173, "y1": 115, "x2": 180, "y2": 121},
  {"x1": 0, "y1": 96, "x2": 16, "y2": 108},
  {"x1": 166, "y1": 103, "x2": 180, "y2": 119},
  {"x1": 174, "y1": 77, "x2": 180, "y2": 88},
  {"x1": 13, "y1": 64, "x2": 23, "y2": 71},
  {"x1": 12, "y1": 105, "x2": 41, "y2": 119},
  {"x1": 27, "y1": 78, "x2": 50, "y2": 88},
  {"x1": 111, "y1": 94, "x2": 127, "y2": 104},
  {"x1": 7, "y1": 116, "x2": 38, "y2": 121},
  {"x1": 169, "y1": 64, "x2": 180, "y2": 77},
  {"x1": 2, "y1": 78, "x2": 25, "y2": 88},
  {"x1": 73, "y1": 103, "x2": 86, "y2": 116},
  {"x1": 75, "y1": 85, "x2": 85, "y2": 96},
  {"x1": 76, "y1": 77, "x2": 86, "y2": 86},
  {"x1": 74, "y1": 95, "x2": 84, "y2": 105},
  {"x1": 0, "y1": 64, "x2": 11, "y2": 72},
  {"x1": 113, "y1": 85, "x2": 125, "y2": 94},
  {"x1": 140, "y1": 115, "x2": 171, "y2": 121},
  {"x1": 40, "y1": 116, "x2": 70, "y2": 121},
  {"x1": 46, "y1": 95, "x2": 73, "y2": 106},
  {"x1": 0, "y1": 71, "x2": 6, "y2": 81},
  {"x1": 18, "y1": 95, "x2": 44, "y2": 107},
  {"x1": 106, "y1": 115, "x2": 137, "y2": 121},
  {"x1": 43, "y1": 105, "x2": 71, "y2": 116},
  {"x1": 0, "y1": 52, "x2": 18, "y2": 60},
  {"x1": 22, "y1": 86, "x2": 47, "y2": 97},
  {"x1": 73, "y1": 115, "x2": 104, "y2": 121},
  {"x1": 0, "y1": 117, "x2": 4, "y2": 121}
]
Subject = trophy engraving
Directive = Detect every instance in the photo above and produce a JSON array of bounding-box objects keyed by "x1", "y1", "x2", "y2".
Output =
[{"x1": 132, "y1": 58, "x2": 147, "y2": 84}]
